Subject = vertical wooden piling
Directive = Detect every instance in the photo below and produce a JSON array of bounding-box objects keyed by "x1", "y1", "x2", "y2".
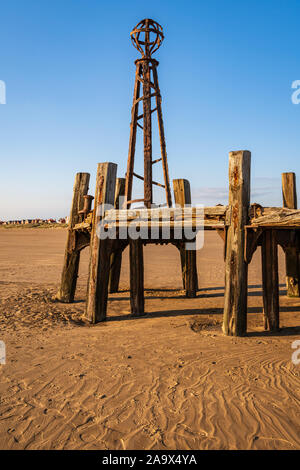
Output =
[
  {"x1": 282, "y1": 172, "x2": 299, "y2": 297},
  {"x1": 114, "y1": 177, "x2": 126, "y2": 209},
  {"x1": 223, "y1": 151, "x2": 251, "y2": 336},
  {"x1": 109, "y1": 178, "x2": 126, "y2": 293},
  {"x1": 130, "y1": 239, "x2": 144, "y2": 315},
  {"x1": 173, "y1": 179, "x2": 198, "y2": 296},
  {"x1": 56, "y1": 172, "x2": 90, "y2": 302},
  {"x1": 173, "y1": 179, "x2": 191, "y2": 208},
  {"x1": 261, "y1": 229, "x2": 280, "y2": 331},
  {"x1": 85, "y1": 163, "x2": 117, "y2": 323},
  {"x1": 184, "y1": 248, "x2": 198, "y2": 298},
  {"x1": 282, "y1": 172, "x2": 297, "y2": 209}
]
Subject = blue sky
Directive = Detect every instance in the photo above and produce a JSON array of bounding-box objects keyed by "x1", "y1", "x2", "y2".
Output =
[{"x1": 1, "y1": 0, "x2": 300, "y2": 219}]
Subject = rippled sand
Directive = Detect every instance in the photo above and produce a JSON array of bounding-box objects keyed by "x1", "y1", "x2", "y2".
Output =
[{"x1": 0, "y1": 228, "x2": 299, "y2": 449}]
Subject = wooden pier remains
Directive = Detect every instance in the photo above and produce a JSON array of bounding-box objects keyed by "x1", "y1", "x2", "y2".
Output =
[
  {"x1": 56, "y1": 150, "x2": 300, "y2": 336},
  {"x1": 56, "y1": 18, "x2": 300, "y2": 336}
]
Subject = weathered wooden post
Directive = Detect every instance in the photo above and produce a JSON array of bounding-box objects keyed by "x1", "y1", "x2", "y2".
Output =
[
  {"x1": 184, "y1": 249, "x2": 198, "y2": 298},
  {"x1": 109, "y1": 178, "x2": 126, "y2": 293},
  {"x1": 173, "y1": 179, "x2": 198, "y2": 297},
  {"x1": 130, "y1": 239, "x2": 144, "y2": 315},
  {"x1": 173, "y1": 179, "x2": 191, "y2": 208},
  {"x1": 261, "y1": 229, "x2": 279, "y2": 331},
  {"x1": 282, "y1": 172, "x2": 299, "y2": 297},
  {"x1": 85, "y1": 163, "x2": 117, "y2": 323},
  {"x1": 56, "y1": 172, "x2": 90, "y2": 302},
  {"x1": 282, "y1": 172, "x2": 297, "y2": 209},
  {"x1": 223, "y1": 151, "x2": 251, "y2": 336}
]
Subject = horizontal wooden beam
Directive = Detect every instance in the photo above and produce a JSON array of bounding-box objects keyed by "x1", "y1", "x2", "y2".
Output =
[
  {"x1": 103, "y1": 221, "x2": 221, "y2": 230},
  {"x1": 103, "y1": 206, "x2": 228, "y2": 222},
  {"x1": 250, "y1": 208, "x2": 300, "y2": 227},
  {"x1": 74, "y1": 205, "x2": 300, "y2": 232}
]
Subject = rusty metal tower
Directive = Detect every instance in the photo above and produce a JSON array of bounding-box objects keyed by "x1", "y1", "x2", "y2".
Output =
[{"x1": 124, "y1": 18, "x2": 172, "y2": 209}]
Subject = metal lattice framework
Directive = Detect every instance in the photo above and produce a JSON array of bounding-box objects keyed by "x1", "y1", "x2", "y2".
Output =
[
  {"x1": 124, "y1": 19, "x2": 172, "y2": 208},
  {"x1": 130, "y1": 18, "x2": 164, "y2": 57}
]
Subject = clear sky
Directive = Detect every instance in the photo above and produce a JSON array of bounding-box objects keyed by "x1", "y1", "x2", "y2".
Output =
[{"x1": 1, "y1": 0, "x2": 300, "y2": 220}]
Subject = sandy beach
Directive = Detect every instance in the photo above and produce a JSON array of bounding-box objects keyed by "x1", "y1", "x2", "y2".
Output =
[{"x1": 0, "y1": 228, "x2": 299, "y2": 450}]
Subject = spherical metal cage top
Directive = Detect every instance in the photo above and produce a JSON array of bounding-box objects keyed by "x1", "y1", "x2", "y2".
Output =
[{"x1": 130, "y1": 18, "x2": 164, "y2": 57}]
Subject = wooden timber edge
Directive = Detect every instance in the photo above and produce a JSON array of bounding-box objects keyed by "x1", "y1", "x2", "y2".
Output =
[
  {"x1": 247, "y1": 207, "x2": 300, "y2": 228},
  {"x1": 73, "y1": 205, "x2": 300, "y2": 232}
]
